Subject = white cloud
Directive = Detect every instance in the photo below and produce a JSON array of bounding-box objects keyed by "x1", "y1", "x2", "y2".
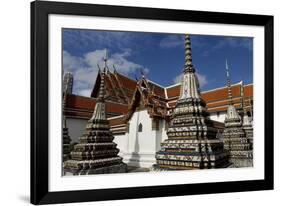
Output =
[
  {"x1": 173, "y1": 72, "x2": 208, "y2": 88},
  {"x1": 78, "y1": 88, "x2": 92, "y2": 97},
  {"x1": 63, "y1": 49, "x2": 147, "y2": 96},
  {"x1": 197, "y1": 73, "x2": 208, "y2": 88},
  {"x1": 63, "y1": 51, "x2": 84, "y2": 72},
  {"x1": 173, "y1": 75, "x2": 182, "y2": 84}
]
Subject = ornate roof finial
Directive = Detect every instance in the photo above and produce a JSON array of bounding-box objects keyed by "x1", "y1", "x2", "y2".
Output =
[
  {"x1": 140, "y1": 68, "x2": 145, "y2": 79},
  {"x1": 88, "y1": 68, "x2": 107, "y2": 122},
  {"x1": 134, "y1": 74, "x2": 139, "y2": 81},
  {"x1": 97, "y1": 63, "x2": 101, "y2": 73},
  {"x1": 184, "y1": 34, "x2": 195, "y2": 73},
  {"x1": 151, "y1": 84, "x2": 155, "y2": 95},
  {"x1": 240, "y1": 80, "x2": 246, "y2": 113},
  {"x1": 113, "y1": 64, "x2": 117, "y2": 73},
  {"x1": 226, "y1": 59, "x2": 233, "y2": 104},
  {"x1": 103, "y1": 49, "x2": 109, "y2": 74}
]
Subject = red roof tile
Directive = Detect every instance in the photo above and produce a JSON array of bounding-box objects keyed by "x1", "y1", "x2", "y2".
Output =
[
  {"x1": 147, "y1": 81, "x2": 166, "y2": 99},
  {"x1": 166, "y1": 85, "x2": 181, "y2": 98},
  {"x1": 71, "y1": 71, "x2": 253, "y2": 125},
  {"x1": 201, "y1": 84, "x2": 241, "y2": 103},
  {"x1": 244, "y1": 84, "x2": 253, "y2": 98},
  {"x1": 65, "y1": 94, "x2": 129, "y2": 117},
  {"x1": 108, "y1": 116, "x2": 126, "y2": 126},
  {"x1": 115, "y1": 72, "x2": 137, "y2": 90}
]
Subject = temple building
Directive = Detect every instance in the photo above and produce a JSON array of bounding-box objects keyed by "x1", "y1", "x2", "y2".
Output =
[
  {"x1": 155, "y1": 34, "x2": 229, "y2": 169},
  {"x1": 63, "y1": 40, "x2": 253, "y2": 169},
  {"x1": 63, "y1": 63, "x2": 127, "y2": 175},
  {"x1": 222, "y1": 61, "x2": 253, "y2": 167}
]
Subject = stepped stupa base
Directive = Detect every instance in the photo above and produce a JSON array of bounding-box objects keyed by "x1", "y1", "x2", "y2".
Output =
[
  {"x1": 64, "y1": 163, "x2": 127, "y2": 175},
  {"x1": 63, "y1": 154, "x2": 70, "y2": 162},
  {"x1": 227, "y1": 150, "x2": 253, "y2": 167},
  {"x1": 155, "y1": 152, "x2": 231, "y2": 170},
  {"x1": 151, "y1": 160, "x2": 232, "y2": 171},
  {"x1": 228, "y1": 156, "x2": 253, "y2": 168},
  {"x1": 229, "y1": 159, "x2": 253, "y2": 168},
  {"x1": 155, "y1": 138, "x2": 231, "y2": 170},
  {"x1": 150, "y1": 164, "x2": 169, "y2": 172}
]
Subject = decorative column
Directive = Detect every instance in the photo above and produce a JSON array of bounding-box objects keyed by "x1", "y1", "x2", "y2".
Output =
[
  {"x1": 155, "y1": 35, "x2": 229, "y2": 170},
  {"x1": 62, "y1": 73, "x2": 72, "y2": 161}
]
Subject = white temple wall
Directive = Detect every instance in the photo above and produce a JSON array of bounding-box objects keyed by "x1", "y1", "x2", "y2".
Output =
[
  {"x1": 114, "y1": 110, "x2": 168, "y2": 168},
  {"x1": 113, "y1": 133, "x2": 127, "y2": 156},
  {"x1": 124, "y1": 110, "x2": 156, "y2": 168}
]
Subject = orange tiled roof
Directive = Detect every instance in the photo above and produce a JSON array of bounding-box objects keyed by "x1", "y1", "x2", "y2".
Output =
[
  {"x1": 108, "y1": 116, "x2": 126, "y2": 126},
  {"x1": 69, "y1": 70, "x2": 253, "y2": 122},
  {"x1": 65, "y1": 94, "x2": 129, "y2": 119},
  {"x1": 166, "y1": 84, "x2": 181, "y2": 99},
  {"x1": 244, "y1": 84, "x2": 253, "y2": 98},
  {"x1": 115, "y1": 72, "x2": 137, "y2": 91},
  {"x1": 91, "y1": 71, "x2": 137, "y2": 104},
  {"x1": 147, "y1": 81, "x2": 166, "y2": 99},
  {"x1": 201, "y1": 84, "x2": 241, "y2": 103},
  {"x1": 66, "y1": 94, "x2": 96, "y2": 111}
]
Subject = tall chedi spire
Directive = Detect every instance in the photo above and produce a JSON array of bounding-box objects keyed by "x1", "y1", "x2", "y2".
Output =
[
  {"x1": 242, "y1": 96, "x2": 254, "y2": 146},
  {"x1": 64, "y1": 50, "x2": 127, "y2": 175},
  {"x1": 62, "y1": 73, "x2": 72, "y2": 161},
  {"x1": 226, "y1": 60, "x2": 233, "y2": 104},
  {"x1": 155, "y1": 34, "x2": 229, "y2": 170},
  {"x1": 240, "y1": 80, "x2": 253, "y2": 145},
  {"x1": 222, "y1": 60, "x2": 253, "y2": 167},
  {"x1": 179, "y1": 35, "x2": 200, "y2": 99},
  {"x1": 242, "y1": 111, "x2": 253, "y2": 146}
]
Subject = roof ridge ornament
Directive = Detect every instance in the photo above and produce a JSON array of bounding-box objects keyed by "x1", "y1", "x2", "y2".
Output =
[
  {"x1": 103, "y1": 48, "x2": 110, "y2": 74},
  {"x1": 140, "y1": 67, "x2": 146, "y2": 79},
  {"x1": 97, "y1": 63, "x2": 101, "y2": 73},
  {"x1": 113, "y1": 64, "x2": 117, "y2": 73}
]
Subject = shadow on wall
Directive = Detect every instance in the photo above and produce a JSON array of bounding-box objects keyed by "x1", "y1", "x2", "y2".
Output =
[
  {"x1": 156, "y1": 119, "x2": 163, "y2": 151},
  {"x1": 128, "y1": 112, "x2": 141, "y2": 167}
]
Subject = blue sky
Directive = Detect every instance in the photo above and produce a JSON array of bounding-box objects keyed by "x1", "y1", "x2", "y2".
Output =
[{"x1": 63, "y1": 29, "x2": 253, "y2": 97}]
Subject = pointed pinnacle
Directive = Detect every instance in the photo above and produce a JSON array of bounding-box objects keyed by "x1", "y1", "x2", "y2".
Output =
[{"x1": 184, "y1": 34, "x2": 195, "y2": 72}]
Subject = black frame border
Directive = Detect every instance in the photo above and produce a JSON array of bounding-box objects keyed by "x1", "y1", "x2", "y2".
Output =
[{"x1": 31, "y1": 1, "x2": 274, "y2": 204}]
